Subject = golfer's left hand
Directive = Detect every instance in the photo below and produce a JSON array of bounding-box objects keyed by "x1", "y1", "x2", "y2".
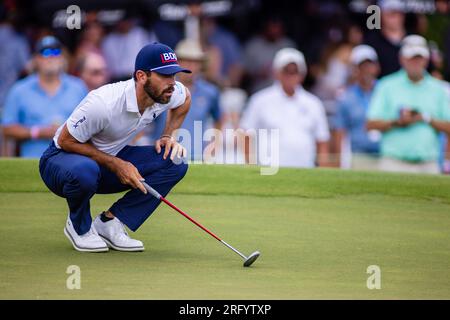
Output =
[{"x1": 155, "y1": 136, "x2": 187, "y2": 160}]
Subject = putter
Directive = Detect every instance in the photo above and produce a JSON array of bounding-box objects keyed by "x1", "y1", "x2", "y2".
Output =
[{"x1": 142, "y1": 181, "x2": 260, "y2": 267}]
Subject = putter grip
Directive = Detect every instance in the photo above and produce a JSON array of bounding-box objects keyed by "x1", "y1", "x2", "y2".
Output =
[{"x1": 142, "y1": 182, "x2": 162, "y2": 199}]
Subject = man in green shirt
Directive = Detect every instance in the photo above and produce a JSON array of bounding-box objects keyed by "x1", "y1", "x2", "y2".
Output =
[{"x1": 367, "y1": 35, "x2": 450, "y2": 174}]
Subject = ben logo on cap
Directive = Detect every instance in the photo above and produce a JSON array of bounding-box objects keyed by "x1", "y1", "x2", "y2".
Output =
[
  {"x1": 135, "y1": 42, "x2": 191, "y2": 76},
  {"x1": 161, "y1": 52, "x2": 178, "y2": 63}
]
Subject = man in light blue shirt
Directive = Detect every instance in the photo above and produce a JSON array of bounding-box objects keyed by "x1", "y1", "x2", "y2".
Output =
[
  {"x1": 333, "y1": 45, "x2": 381, "y2": 169},
  {"x1": 2, "y1": 36, "x2": 87, "y2": 157},
  {"x1": 367, "y1": 35, "x2": 450, "y2": 174},
  {"x1": 152, "y1": 39, "x2": 222, "y2": 161}
]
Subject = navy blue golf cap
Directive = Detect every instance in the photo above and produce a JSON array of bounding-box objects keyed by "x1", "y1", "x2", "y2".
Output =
[{"x1": 135, "y1": 42, "x2": 191, "y2": 75}]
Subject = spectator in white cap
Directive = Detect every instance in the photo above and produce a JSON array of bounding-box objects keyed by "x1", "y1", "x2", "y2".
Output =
[
  {"x1": 367, "y1": 35, "x2": 450, "y2": 174},
  {"x1": 332, "y1": 45, "x2": 381, "y2": 170},
  {"x1": 240, "y1": 48, "x2": 330, "y2": 168},
  {"x1": 365, "y1": 0, "x2": 407, "y2": 77}
]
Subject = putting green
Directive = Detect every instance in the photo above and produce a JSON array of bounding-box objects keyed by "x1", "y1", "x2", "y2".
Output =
[{"x1": 0, "y1": 159, "x2": 449, "y2": 299}]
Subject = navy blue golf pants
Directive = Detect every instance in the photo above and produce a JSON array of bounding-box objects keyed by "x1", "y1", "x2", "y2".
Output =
[{"x1": 39, "y1": 142, "x2": 188, "y2": 235}]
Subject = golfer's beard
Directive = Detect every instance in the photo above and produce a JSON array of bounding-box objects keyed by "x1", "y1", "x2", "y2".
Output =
[{"x1": 144, "y1": 80, "x2": 172, "y2": 104}]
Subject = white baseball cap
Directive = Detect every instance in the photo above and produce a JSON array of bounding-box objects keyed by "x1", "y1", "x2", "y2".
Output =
[
  {"x1": 273, "y1": 48, "x2": 307, "y2": 75},
  {"x1": 350, "y1": 45, "x2": 378, "y2": 65},
  {"x1": 400, "y1": 35, "x2": 430, "y2": 59},
  {"x1": 175, "y1": 39, "x2": 205, "y2": 61},
  {"x1": 378, "y1": 0, "x2": 406, "y2": 12}
]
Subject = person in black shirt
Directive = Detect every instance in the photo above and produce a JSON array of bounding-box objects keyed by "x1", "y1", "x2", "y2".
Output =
[{"x1": 365, "y1": 0, "x2": 407, "y2": 77}]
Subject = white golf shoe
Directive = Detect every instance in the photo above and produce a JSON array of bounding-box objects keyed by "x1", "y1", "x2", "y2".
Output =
[
  {"x1": 64, "y1": 216, "x2": 109, "y2": 252},
  {"x1": 93, "y1": 214, "x2": 145, "y2": 252}
]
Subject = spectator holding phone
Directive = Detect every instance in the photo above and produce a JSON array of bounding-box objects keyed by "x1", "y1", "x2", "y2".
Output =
[{"x1": 367, "y1": 35, "x2": 450, "y2": 174}]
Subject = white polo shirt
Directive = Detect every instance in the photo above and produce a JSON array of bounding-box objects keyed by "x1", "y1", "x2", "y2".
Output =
[
  {"x1": 53, "y1": 79, "x2": 187, "y2": 156},
  {"x1": 240, "y1": 82, "x2": 330, "y2": 168}
]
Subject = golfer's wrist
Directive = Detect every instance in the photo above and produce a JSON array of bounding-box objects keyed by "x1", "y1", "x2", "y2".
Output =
[
  {"x1": 107, "y1": 157, "x2": 124, "y2": 172},
  {"x1": 160, "y1": 134, "x2": 175, "y2": 141}
]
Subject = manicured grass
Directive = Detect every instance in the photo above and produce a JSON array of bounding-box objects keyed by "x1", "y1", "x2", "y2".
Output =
[{"x1": 0, "y1": 159, "x2": 449, "y2": 299}]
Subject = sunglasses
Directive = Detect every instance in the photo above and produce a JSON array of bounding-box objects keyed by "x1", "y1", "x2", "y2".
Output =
[{"x1": 40, "y1": 48, "x2": 62, "y2": 58}]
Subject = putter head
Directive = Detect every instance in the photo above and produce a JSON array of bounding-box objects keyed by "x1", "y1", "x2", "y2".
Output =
[{"x1": 243, "y1": 251, "x2": 260, "y2": 267}]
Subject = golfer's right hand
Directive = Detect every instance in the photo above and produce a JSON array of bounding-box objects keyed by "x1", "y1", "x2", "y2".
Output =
[{"x1": 111, "y1": 158, "x2": 147, "y2": 194}]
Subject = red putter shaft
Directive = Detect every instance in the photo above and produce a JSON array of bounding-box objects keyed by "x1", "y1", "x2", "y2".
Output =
[
  {"x1": 159, "y1": 196, "x2": 222, "y2": 242},
  {"x1": 142, "y1": 181, "x2": 251, "y2": 262}
]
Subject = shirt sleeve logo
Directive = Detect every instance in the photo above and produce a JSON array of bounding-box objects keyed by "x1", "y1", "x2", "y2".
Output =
[{"x1": 73, "y1": 116, "x2": 86, "y2": 129}]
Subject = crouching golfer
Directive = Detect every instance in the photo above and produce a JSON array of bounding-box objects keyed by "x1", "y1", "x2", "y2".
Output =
[{"x1": 39, "y1": 43, "x2": 191, "y2": 252}]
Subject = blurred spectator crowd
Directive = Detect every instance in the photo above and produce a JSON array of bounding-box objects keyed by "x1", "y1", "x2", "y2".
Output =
[{"x1": 1, "y1": 0, "x2": 450, "y2": 174}]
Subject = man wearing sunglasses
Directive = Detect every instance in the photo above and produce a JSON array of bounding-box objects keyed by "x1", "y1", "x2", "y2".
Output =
[{"x1": 1, "y1": 36, "x2": 88, "y2": 157}]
